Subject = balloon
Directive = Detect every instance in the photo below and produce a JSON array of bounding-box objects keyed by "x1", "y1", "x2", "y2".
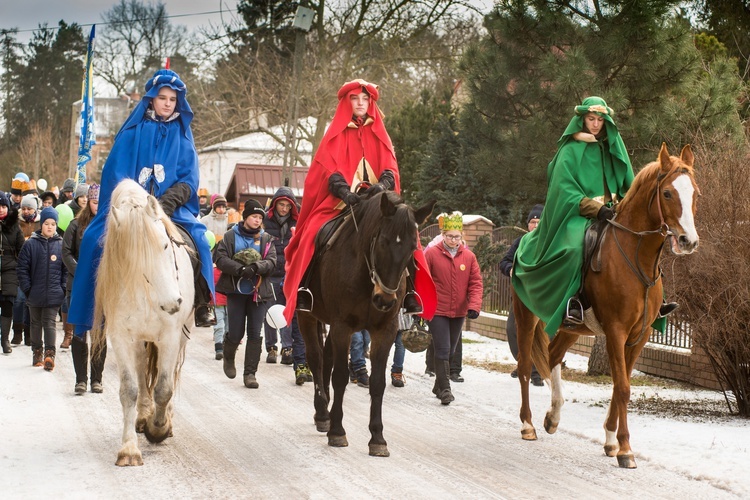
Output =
[
  {"x1": 13, "y1": 172, "x2": 29, "y2": 182},
  {"x1": 37, "y1": 178, "x2": 48, "y2": 191},
  {"x1": 265, "y1": 304, "x2": 287, "y2": 330},
  {"x1": 205, "y1": 230, "x2": 216, "y2": 250},
  {"x1": 55, "y1": 204, "x2": 74, "y2": 232}
]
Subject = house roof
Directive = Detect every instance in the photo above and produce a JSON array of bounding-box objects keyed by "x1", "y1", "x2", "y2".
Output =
[
  {"x1": 198, "y1": 117, "x2": 316, "y2": 156},
  {"x1": 225, "y1": 164, "x2": 307, "y2": 205}
]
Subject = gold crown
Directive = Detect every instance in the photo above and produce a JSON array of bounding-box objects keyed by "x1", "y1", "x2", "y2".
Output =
[{"x1": 437, "y1": 211, "x2": 463, "y2": 231}]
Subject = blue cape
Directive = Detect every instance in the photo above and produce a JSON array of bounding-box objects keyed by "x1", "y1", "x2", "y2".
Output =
[{"x1": 68, "y1": 70, "x2": 214, "y2": 336}]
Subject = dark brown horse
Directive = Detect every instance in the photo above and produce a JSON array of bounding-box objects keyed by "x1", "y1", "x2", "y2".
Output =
[
  {"x1": 297, "y1": 191, "x2": 434, "y2": 456},
  {"x1": 513, "y1": 144, "x2": 700, "y2": 468}
]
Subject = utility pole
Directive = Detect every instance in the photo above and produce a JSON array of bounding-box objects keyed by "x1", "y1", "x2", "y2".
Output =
[{"x1": 281, "y1": 5, "x2": 314, "y2": 188}]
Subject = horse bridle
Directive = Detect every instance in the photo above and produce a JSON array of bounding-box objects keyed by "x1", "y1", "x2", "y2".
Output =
[
  {"x1": 350, "y1": 203, "x2": 408, "y2": 295},
  {"x1": 605, "y1": 166, "x2": 685, "y2": 345}
]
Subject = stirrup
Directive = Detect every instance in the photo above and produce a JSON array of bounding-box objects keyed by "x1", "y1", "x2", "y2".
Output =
[
  {"x1": 658, "y1": 301, "x2": 679, "y2": 318},
  {"x1": 296, "y1": 287, "x2": 313, "y2": 312},
  {"x1": 402, "y1": 290, "x2": 423, "y2": 315},
  {"x1": 564, "y1": 297, "x2": 584, "y2": 326}
]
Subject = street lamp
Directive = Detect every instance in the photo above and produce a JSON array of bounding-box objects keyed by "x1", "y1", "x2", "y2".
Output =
[{"x1": 281, "y1": 5, "x2": 315, "y2": 187}]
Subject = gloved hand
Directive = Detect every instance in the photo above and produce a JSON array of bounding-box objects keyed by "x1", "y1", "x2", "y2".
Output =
[
  {"x1": 241, "y1": 264, "x2": 258, "y2": 280},
  {"x1": 467, "y1": 310, "x2": 479, "y2": 319},
  {"x1": 378, "y1": 170, "x2": 396, "y2": 191},
  {"x1": 342, "y1": 191, "x2": 361, "y2": 206},
  {"x1": 597, "y1": 205, "x2": 615, "y2": 222}
]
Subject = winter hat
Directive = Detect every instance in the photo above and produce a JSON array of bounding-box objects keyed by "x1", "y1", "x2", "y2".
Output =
[
  {"x1": 87, "y1": 183, "x2": 100, "y2": 202},
  {"x1": 40, "y1": 191, "x2": 58, "y2": 205},
  {"x1": 61, "y1": 178, "x2": 76, "y2": 194},
  {"x1": 0, "y1": 190, "x2": 9, "y2": 207},
  {"x1": 74, "y1": 183, "x2": 90, "y2": 200},
  {"x1": 212, "y1": 195, "x2": 227, "y2": 210},
  {"x1": 242, "y1": 199, "x2": 266, "y2": 220},
  {"x1": 526, "y1": 204, "x2": 544, "y2": 224},
  {"x1": 39, "y1": 206, "x2": 58, "y2": 225},
  {"x1": 20, "y1": 194, "x2": 38, "y2": 210}
]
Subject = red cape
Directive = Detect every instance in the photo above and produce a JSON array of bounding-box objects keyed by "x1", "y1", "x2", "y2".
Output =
[{"x1": 283, "y1": 79, "x2": 436, "y2": 322}]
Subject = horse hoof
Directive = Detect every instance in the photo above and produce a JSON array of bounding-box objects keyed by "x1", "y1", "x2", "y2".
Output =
[
  {"x1": 369, "y1": 444, "x2": 390, "y2": 457},
  {"x1": 617, "y1": 454, "x2": 637, "y2": 469},
  {"x1": 115, "y1": 452, "x2": 143, "y2": 467},
  {"x1": 144, "y1": 423, "x2": 171, "y2": 444},
  {"x1": 543, "y1": 415, "x2": 559, "y2": 434},
  {"x1": 135, "y1": 419, "x2": 147, "y2": 434},
  {"x1": 521, "y1": 427, "x2": 537, "y2": 441},
  {"x1": 328, "y1": 434, "x2": 348, "y2": 447},
  {"x1": 315, "y1": 419, "x2": 330, "y2": 433},
  {"x1": 604, "y1": 444, "x2": 619, "y2": 457}
]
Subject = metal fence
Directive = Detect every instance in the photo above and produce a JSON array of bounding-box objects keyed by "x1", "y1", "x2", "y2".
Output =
[{"x1": 419, "y1": 225, "x2": 692, "y2": 350}]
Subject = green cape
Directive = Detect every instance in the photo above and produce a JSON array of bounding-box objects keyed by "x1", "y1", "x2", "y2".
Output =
[{"x1": 512, "y1": 97, "x2": 634, "y2": 336}]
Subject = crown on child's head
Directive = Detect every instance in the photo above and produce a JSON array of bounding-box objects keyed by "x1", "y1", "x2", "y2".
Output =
[{"x1": 437, "y1": 211, "x2": 463, "y2": 231}]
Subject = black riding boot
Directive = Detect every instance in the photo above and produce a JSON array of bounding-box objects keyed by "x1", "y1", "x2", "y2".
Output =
[
  {"x1": 71, "y1": 335, "x2": 88, "y2": 384},
  {"x1": 223, "y1": 338, "x2": 240, "y2": 379},
  {"x1": 434, "y1": 359, "x2": 454, "y2": 405},
  {"x1": 243, "y1": 337, "x2": 263, "y2": 389},
  {"x1": 91, "y1": 339, "x2": 107, "y2": 386},
  {"x1": 193, "y1": 272, "x2": 216, "y2": 327},
  {"x1": 10, "y1": 322, "x2": 22, "y2": 345},
  {"x1": 1, "y1": 316, "x2": 12, "y2": 353}
]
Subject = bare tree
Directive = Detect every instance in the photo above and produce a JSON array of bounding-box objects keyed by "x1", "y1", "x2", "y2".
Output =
[
  {"x1": 97, "y1": 0, "x2": 188, "y2": 94},
  {"x1": 190, "y1": 1, "x2": 481, "y2": 156}
]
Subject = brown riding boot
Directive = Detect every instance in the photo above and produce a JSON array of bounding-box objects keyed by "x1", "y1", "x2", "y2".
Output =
[
  {"x1": 32, "y1": 347, "x2": 44, "y2": 367},
  {"x1": 59, "y1": 320, "x2": 73, "y2": 349},
  {"x1": 43, "y1": 348, "x2": 56, "y2": 371}
]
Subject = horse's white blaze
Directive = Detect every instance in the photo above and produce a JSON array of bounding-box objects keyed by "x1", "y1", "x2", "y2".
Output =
[
  {"x1": 672, "y1": 174, "x2": 699, "y2": 245},
  {"x1": 395, "y1": 235, "x2": 401, "y2": 243}
]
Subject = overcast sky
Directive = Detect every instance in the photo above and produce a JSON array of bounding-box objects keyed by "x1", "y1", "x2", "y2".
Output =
[{"x1": 1, "y1": 0, "x2": 235, "y2": 42}]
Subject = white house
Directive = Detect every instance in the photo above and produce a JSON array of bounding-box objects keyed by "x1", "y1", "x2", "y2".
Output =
[{"x1": 197, "y1": 119, "x2": 315, "y2": 197}]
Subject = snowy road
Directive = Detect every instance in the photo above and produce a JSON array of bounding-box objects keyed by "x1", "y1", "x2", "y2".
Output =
[{"x1": 2, "y1": 327, "x2": 747, "y2": 499}]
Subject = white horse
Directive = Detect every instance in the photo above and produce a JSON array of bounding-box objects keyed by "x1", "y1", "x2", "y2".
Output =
[{"x1": 91, "y1": 179, "x2": 194, "y2": 466}]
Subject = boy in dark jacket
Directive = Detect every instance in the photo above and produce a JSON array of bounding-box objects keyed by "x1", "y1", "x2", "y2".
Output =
[{"x1": 17, "y1": 207, "x2": 66, "y2": 371}]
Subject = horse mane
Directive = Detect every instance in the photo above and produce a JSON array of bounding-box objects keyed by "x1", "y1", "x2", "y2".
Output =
[
  {"x1": 616, "y1": 156, "x2": 695, "y2": 214},
  {"x1": 353, "y1": 191, "x2": 411, "y2": 248},
  {"x1": 92, "y1": 180, "x2": 183, "y2": 342}
]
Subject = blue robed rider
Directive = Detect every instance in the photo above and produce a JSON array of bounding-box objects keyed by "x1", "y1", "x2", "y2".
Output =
[{"x1": 69, "y1": 69, "x2": 217, "y2": 334}]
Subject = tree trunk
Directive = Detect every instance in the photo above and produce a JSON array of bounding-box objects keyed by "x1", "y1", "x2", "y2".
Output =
[{"x1": 587, "y1": 336, "x2": 611, "y2": 376}]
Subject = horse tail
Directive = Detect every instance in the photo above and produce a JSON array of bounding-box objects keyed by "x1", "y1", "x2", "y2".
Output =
[
  {"x1": 145, "y1": 342, "x2": 159, "y2": 394},
  {"x1": 531, "y1": 322, "x2": 551, "y2": 380}
]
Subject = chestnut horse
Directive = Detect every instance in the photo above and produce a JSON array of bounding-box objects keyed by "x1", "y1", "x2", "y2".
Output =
[
  {"x1": 297, "y1": 191, "x2": 434, "y2": 456},
  {"x1": 512, "y1": 144, "x2": 700, "y2": 468}
]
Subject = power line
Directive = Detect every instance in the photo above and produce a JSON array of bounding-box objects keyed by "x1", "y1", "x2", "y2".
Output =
[{"x1": 3, "y1": 9, "x2": 230, "y2": 34}]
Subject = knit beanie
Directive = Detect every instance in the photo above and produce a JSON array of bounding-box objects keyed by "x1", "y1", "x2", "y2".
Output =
[
  {"x1": 62, "y1": 178, "x2": 76, "y2": 194},
  {"x1": 74, "y1": 183, "x2": 90, "y2": 199},
  {"x1": 212, "y1": 195, "x2": 227, "y2": 210},
  {"x1": 0, "y1": 191, "x2": 9, "y2": 207},
  {"x1": 39, "y1": 207, "x2": 58, "y2": 225},
  {"x1": 242, "y1": 199, "x2": 266, "y2": 220},
  {"x1": 20, "y1": 194, "x2": 38, "y2": 210},
  {"x1": 526, "y1": 204, "x2": 544, "y2": 224}
]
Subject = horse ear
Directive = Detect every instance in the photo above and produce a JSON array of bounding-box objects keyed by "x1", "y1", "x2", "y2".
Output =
[
  {"x1": 680, "y1": 144, "x2": 694, "y2": 168},
  {"x1": 110, "y1": 206, "x2": 121, "y2": 226},
  {"x1": 380, "y1": 192, "x2": 397, "y2": 217},
  {"x1": 658, "y1": 142, "x2": 672, "y2": 173},
  {"x1": 146, "y1": 195, "x2": 162, "y2": 218},
  {"x1": 414, "y1": 200, "x2": 437, "y2": 226}
]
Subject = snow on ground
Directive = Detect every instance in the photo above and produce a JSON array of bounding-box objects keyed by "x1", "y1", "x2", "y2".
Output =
[{"x1": 1, "y1": 325, "x2": 748, "y2": 498}]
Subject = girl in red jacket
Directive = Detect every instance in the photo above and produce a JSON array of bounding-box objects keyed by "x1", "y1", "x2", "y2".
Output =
[{"x1": 424, "y1": 212, "x2": 483, "y2": 405}]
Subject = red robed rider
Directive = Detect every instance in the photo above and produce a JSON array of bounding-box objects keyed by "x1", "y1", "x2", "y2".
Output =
[{"x1": 283, "y1": 79, "x2": 436, "y2": 324}]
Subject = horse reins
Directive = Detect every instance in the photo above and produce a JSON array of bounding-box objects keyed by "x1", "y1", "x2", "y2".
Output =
[
  {"x1": 606, "y1": 167, "x2": 680, "y2": 346},
  {"x1": 350, "y1": 200, "x2": 407, "y2": 295}
]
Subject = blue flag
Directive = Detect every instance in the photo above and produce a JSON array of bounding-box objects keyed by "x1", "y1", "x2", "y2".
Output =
[{"x1": 76, "y1": 24, "x2": 96, "y2": 185}]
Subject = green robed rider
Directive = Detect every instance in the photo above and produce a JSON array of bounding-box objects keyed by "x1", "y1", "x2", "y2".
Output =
[{"x1": 512, "y1": 96, "x2": 678, "y2": 336}]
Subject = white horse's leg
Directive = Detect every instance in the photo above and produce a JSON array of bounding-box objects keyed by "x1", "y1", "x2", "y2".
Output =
[
  {"x1": 144, "y1": 333, "x2": 182, "y2": 443},
  {"x1": 543, "y1": 364, "x2": 564, "y2": 434},
  {"x1": 603, "y1": 401, "x2": 619, "y2": 457},
  {"x1": 112, "y1": 337, "x2": 144, "y2": 467},
  {"x1": 134, "y1": 341, "x2": 152, "y2": 433}
]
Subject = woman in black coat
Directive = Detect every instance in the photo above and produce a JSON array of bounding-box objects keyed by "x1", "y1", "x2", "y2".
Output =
[{"x1": 0, "y1": 191, "x2": 25, "y2": 353}]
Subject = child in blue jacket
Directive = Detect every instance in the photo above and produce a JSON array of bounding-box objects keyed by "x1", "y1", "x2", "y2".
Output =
[{"x1": 17, "y1": 207, "x2": 66, "y2": 371}]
